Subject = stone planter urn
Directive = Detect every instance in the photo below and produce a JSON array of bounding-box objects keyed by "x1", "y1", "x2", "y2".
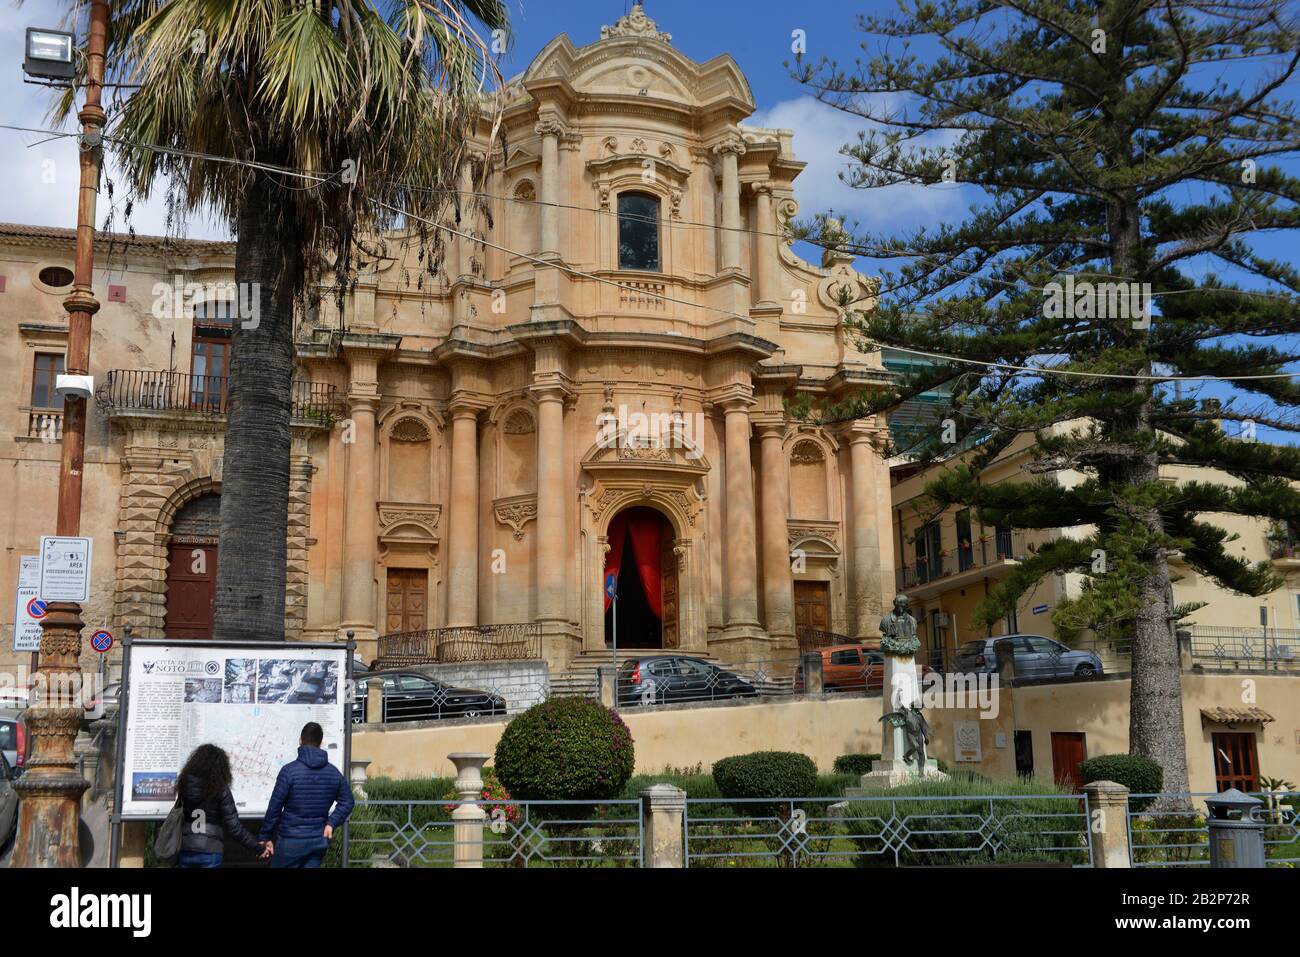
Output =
[
  {"x1": 349, "y1": 758, "x2": 371, "y2": 800},
  {"x1": 449, "y1": 752, "x2": 491, "y2": 868}
]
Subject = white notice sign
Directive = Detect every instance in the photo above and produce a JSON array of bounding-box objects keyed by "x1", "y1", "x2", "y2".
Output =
[
  {"x1": 39, "y1": 536, "x2": 92, "y2": 603},
  {"x1": 13, "y1": 555, "x2": 42, "y2": 652}
]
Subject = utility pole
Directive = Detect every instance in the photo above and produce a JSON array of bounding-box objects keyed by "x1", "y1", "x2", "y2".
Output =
[{"x1": 12, "y1": 0, "x2": 109, "y2": 868}]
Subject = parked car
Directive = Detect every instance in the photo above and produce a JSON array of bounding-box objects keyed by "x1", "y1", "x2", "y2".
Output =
[
  {"x1": 83, "y1": 680, "x2": 121, "y2": 719},
  {"x1": 616, "y1": 655, "x2": 757, "y2": 707},
  {"x1": 351, "y1": 672, "x2": 505, "y2": 724},
  {"x1": 953, "y1": 635, "x2": 1103, "y2": 679},
  {"x1": 0, "y1": 751, "x2": 18, "y2": 853},
  {"x1": 794, "y1": 644, "x2": 935, "y2": 693},
  {"x1": 0, "y1": 709, "x2": 28, "y2": 778}
]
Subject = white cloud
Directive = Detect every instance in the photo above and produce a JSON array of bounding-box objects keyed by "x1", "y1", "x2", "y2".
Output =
[
  {"x1": 0, "y1": 0, "x2": 229, "y2": 240},
  {"x1": 748, "y1": 95, "x2": 970, "y2": 232}
]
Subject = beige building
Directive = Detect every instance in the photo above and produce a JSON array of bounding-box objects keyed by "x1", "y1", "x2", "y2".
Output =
[
  {"x1": 889, "y1": 429, "x2": 1300, "y2": 663},
  {"x1": 0, "y1": 6, "x2": 898, "y2": 679}
]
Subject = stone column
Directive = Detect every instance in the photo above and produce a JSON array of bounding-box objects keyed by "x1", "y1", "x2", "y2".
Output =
[
  {"x1": 457, "y1": 158, "x2": 477, "y2": 279},
  {"x1": 751, "y1": 181, "x2": 777, "y2": 305},
  {"x1": 446, "y1": 404, "x2": 480, "y2": 627},
  {"x1": 847, "y1": 425, "x2": 884, "y2": 639},
  {"x1": 533, "y1": 384, "x2": 567, "y2": 626},
  {"x1": 640, "y1": 783, "x2": 687, "y2": 868},
  {"x1": 758, "y1": 423, "x2": 794, "y2": 639},
  {"x1": 1082, "y1": 780, "x2": 1133, "y2": 868},
  {"x1": 714, "y1": 137, "x2": 745, "y2": 271},
  {"x1": 722, "y1": 398, "x2": 760, "y2": 630},
  {"x1": 537, "y1": 116, "x2": 562, "y2": 258},
  {"x1": 340, "y1": 389, "x2": 379, "y2": 649}
]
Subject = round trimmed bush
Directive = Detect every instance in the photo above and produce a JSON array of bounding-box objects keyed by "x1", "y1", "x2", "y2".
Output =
[
  {"x1": 1079, "y1": 754, "x2": 1163, "y2": 811},
  {"x1": 712, "y1": 751, "x2": 818, "y2": 803},
  {"x1": 833, "y1": 753, "x2": 880, "y2": 776},
  {"x1": 494, "y1": 697, "x2": 635, "y2": 801}
]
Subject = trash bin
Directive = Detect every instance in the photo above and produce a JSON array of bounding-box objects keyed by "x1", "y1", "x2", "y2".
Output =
[{"x1": 1205, "y1": 789, "x2": 1266, "y2": 868}]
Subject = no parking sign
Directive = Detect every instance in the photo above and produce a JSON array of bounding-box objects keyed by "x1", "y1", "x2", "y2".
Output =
[{"x1": 91, "y1": 630, "x2": 113, "y2": 653}]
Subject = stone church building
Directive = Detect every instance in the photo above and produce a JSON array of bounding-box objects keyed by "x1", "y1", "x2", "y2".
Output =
[{"x1": 0, "y1": 6, "x2": 895, "y2": 676}]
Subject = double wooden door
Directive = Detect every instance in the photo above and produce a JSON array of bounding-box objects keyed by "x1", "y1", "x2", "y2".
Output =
[
  {"x1": 386, "y1": 569, "x2": 428, "y2": 634},
  {"x1": 794, "y1": 581, "x2": 831, "y2": 635},
  {"x1": 1212, "y1": 732, "x2": 1259, "y2": 792},
  {"x1": 164, "y1": 543, "x2": 218, "y2": 639}
]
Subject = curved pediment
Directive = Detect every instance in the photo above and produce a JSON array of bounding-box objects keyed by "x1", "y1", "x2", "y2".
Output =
[{"x1": 581, "y1": 428, "x2": 710, "y2": 476}]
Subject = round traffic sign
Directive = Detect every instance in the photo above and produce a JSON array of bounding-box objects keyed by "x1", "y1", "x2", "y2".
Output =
[
  {"x1": 26, "y1": 597, "x2": 47, "y2": 619},
  {"x1": 604, "y1": 571, "x2": 618, "y2": 599},
  {"x1": 90, "y1": 630, "x2": 113, "y2": 653}
]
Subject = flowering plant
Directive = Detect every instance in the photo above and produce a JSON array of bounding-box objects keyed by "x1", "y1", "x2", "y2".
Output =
[{"x1": 442, "y1": 767, "x2": 521, "y2": 824}]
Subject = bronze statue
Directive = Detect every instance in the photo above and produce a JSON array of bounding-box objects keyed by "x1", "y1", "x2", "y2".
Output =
[{"x1": 879, "y1": 594, "x2": 920, "y2": 656}]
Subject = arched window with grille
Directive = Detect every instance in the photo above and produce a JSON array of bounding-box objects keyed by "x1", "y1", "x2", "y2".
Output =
[{"x1": 617, "y1": 192, "x2": 660, "y2": 271}]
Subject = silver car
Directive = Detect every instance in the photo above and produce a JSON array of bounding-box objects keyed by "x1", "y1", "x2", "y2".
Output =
[{"x1": 954, "y1": 635, "x2": 1104, "y2": 679}]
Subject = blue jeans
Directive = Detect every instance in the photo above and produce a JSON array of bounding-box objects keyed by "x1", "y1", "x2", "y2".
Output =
[
  {"x1": 178, "y1": 850, "x2": 223, "y2": 868},
  {"x1": 271, "y1": 836, "x2": 329, "y2": 869}
]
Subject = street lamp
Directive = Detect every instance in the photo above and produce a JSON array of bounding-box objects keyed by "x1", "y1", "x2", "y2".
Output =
[
  {"x1": 12, "y1": 4, "x2": 109, "y2": 869},
  {"x1": 23, "y1": 28, "x2": 76, "y2": 82}
]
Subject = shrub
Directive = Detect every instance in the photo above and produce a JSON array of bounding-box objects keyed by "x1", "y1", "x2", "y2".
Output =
[
  {"x1": 1078, "y1": 754, "x2": 1163, "y2": 811},
  {"x1": 494, "y1": 697, "x2": 635, "y2": 801},
  {"x1": 712, "y1": 751, "x2": 818, "y2": 808},
  {"x1": 833, "y1": 753, "x2": 880, "y2": 776}
]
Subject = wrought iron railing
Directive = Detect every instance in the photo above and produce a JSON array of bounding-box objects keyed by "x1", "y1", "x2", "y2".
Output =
[
  {"x1": 335, "y1": 799, "x2": 643, "y2": 868},
  {"x1": 95, "y1": 369, "x2": 338, "y2": 422},
  {"x1": 898, "y1": 530, "x2": 1027, "y2": 591},
  {"x1": 796, "y1": 626, "x2": 855, "y2": 651},
  {"x1": 683, "y1": 793, "x2": 1092, "y2": 868},
  {"x1": 1187, "y1": 626, "x2": 1300, "y2": 669},
  {"x1": 1128, "y1": 792, "x2": 1300, "y2": 867},
  {"x1": 375, "y1": 622, "x2": 542, "y2": 668}
]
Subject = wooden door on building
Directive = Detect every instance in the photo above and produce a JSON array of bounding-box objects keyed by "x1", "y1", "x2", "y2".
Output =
[
  {"x1": 660, "y1": 532, "x2": 679, "y2": 649},
  {"x1": 164, "y1": 544, "x2": 218, "y2": 639},
  {"x1": 1050, "y1": 732, "x2": 1087, "y2": 789},
  {"x1": 1212, "y1": 732, "x2": 1260, "y2": 792},
  {"x1": 794, "y1": 581, "x2": 831, "y2": 635},
  {"x1": 386, "y1": 569, "x2": 428, "y2": 634}
]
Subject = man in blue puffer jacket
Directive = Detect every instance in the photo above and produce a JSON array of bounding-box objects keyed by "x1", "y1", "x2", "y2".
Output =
[{"x1": 260, "y1": 721, "x2": 355, "y2": 868}]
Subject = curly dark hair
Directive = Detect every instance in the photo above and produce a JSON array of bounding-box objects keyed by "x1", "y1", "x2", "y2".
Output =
[{"x1": 179, "y1": 744, "x2": 233, "y2": 799}]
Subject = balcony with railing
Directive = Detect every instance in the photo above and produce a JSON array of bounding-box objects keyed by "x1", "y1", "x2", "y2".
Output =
[
  {"x1": 897, "y1": 529, "x2": 1028, "y2": 598},
  {"x1": 96, "y1": 370, "x2": 339, "y2": 426}
]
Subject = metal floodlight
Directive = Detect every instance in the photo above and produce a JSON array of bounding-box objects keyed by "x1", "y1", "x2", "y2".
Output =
[{"x1": 24, "y1": 28, "x2": 76, "y2": 81}]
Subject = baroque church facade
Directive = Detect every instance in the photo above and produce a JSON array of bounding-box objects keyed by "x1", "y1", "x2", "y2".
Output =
[{"x1": 0, "y1": 6, "x2": 895, "y2": 675}]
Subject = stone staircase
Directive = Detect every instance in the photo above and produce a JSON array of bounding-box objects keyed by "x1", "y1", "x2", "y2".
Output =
[{"x1": 549, "y1": 648, "x2": 718, "y2": 699}]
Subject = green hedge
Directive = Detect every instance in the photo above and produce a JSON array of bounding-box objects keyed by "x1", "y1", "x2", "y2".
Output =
[
  {"x1": 494, "y1": 697, "x2": 635, "y2": 801},
  {"x1": 833, "y1": 753, "x2": 880, "y2": 776},
  {"x1": 1078, "y1": 754, "x2": 1163, "y2": 811},
  {"x1": 712, "y1": 751, "x2": 818, "y2": 813}
]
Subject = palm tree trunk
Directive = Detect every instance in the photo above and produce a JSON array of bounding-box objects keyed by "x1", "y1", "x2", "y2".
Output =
[{"x1": 213, "y1": 173, "x2": 303, "y2": 641}]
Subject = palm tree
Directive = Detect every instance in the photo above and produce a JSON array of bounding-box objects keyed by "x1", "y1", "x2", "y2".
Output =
[{"x1": 56, "y1": 0, "x2": 507, "y2": 641}]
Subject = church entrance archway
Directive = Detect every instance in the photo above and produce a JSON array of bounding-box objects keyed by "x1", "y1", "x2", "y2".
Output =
[{"x1": 603, "y1": 506, "x2": 678, "y2": 649}]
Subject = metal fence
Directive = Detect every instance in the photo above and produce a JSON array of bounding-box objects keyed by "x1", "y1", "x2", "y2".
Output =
[
  {"x1": 336, "y1": 799, "x2": 643, "y2": 868},
  {"x1": 1187, "y1": 626, "x2": 1300, "y2": 671},
  {"x1": 683, "y1": 793, "x2": 1093, "y2": 868},
  {"x1": 1127, "y1": 791, "x2": 1300, "y2": 868}
]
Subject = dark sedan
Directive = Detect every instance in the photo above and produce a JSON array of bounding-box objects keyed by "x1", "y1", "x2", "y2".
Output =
[
  {"x1": 616, "y1": 655, "x2": 757, "y2": 707},
  {"x1": 352, "y1": 672, "x2": 506, "y2": 724}
]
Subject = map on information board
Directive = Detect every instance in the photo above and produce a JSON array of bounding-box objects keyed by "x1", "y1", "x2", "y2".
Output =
[{"x1": 119, "y1": 643, "x2": 349, "y2": 819}]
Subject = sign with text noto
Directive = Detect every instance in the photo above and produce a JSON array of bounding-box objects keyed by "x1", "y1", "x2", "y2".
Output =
[{"x1": 39, "y1": 535, "x2": 92, "y2": 603}]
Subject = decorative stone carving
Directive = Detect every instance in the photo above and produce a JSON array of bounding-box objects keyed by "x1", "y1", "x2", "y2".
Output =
[
  {"x1": 790, "y1": 439, "x2": 825, "y2": 464},
  {"x1": 493, "y1": 494, "x2": 538, "y2": 540},
  {"x1": 630, "y1": 137, "x2": 648, "y2": 154},
  {"x1": 389, "y1": 418, "x2": 431, "y2": 442},
  {"x1": 502, "y1": 409, "x2": 536, "y2": 435},
  {"x1": 377, "y1": 502, "x2": 442, "y2": 541},
  {"x1": 600, "y1": 3, "x2": 672, "y2": 45}
]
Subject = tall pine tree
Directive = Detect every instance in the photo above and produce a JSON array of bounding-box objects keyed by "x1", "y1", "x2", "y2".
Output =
[{"x1": 794, "y1": 0, "x2": 1300, "y2": 792}]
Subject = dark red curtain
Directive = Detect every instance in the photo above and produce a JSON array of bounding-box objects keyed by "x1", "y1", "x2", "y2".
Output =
[
  {"x1": 625, "y1": 512, "x2": 662, "y2": 618},
  {"x1": 602, "y1": 509, "x2": 663, "y2": 617}
]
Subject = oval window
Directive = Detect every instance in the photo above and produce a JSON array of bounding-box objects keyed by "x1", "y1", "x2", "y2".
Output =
[{"x1": 38, "y1": 266, "x2": 74, "y2": 288}]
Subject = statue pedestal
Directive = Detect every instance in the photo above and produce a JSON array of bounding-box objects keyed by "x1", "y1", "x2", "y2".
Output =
[{"x1": 847, "y1": 653, "x2": 948, "y2": 795}]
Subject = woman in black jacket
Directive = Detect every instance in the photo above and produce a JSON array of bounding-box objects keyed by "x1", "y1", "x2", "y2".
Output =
[{"x1": 177, "y1": 744, "x2": 268, "y2": 868}]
